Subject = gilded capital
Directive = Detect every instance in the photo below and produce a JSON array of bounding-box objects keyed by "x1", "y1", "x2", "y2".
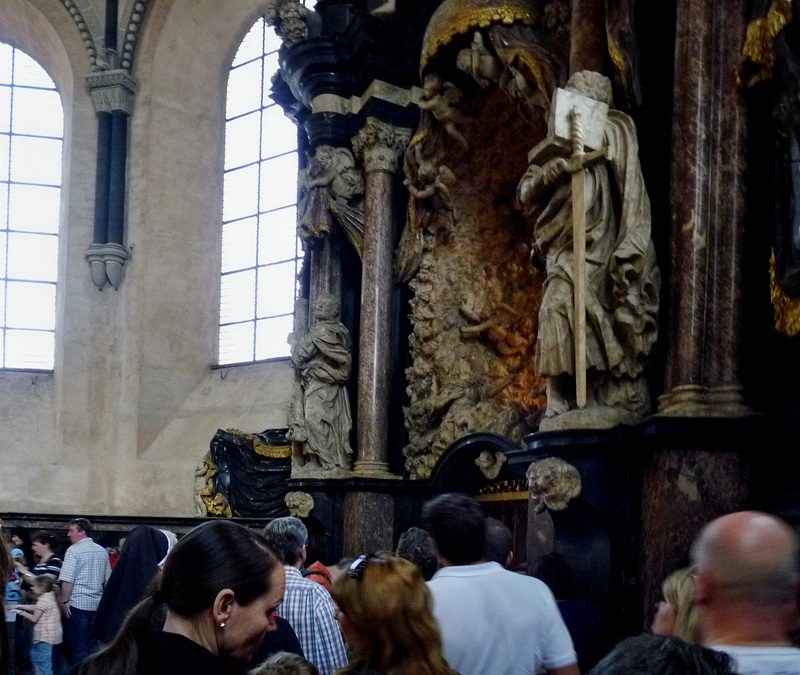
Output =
[{"x1": 352, "y1": 118, "x2": 412, "y2": 174}]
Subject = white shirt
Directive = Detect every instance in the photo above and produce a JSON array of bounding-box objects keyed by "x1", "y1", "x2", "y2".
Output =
[
  {"x1": 713, "y1": 645, "x2": 800, "y2": 675},
  {"x1": 428, "y1": 561, "x2": 577, "y2": 675},
  {"x1": 59, "y1": 537, "x2": 111, "y2": 611}
]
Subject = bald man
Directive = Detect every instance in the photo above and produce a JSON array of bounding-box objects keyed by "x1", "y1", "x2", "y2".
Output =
[{"x1": 691, "y1": 511, "x2": 800, "y2": 675}]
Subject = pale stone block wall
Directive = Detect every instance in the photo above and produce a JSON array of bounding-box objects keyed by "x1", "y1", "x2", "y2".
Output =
[{"x1": 0, "y1": 0, "x2": 295, "y2": 516}]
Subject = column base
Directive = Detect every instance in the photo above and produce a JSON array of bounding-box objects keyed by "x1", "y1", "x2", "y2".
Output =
[
  {"x1": 658, "y1": 384, "x2": 750, "y2": 417},
  {"x1": 351, "y1": 460, "x2": 400, "y2": 479}
]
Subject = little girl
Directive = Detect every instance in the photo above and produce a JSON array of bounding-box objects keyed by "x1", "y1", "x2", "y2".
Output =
[{"x1": 12, "y1": 574, "x2": 62, "y2": 675}]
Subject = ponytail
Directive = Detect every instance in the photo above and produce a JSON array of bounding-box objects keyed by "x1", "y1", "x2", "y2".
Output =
[
  {"x1": 79, "y1": 520, "x2": 278, "y2": 675},
  {"x1": 78, "y1": 594, "x2": 165, "y2": 675}
]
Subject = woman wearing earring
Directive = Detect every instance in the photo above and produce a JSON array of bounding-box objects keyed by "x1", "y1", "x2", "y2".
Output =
[
  {"x1": 331, "y1": 553, "x2": 453, "y2": 675},
  {"x1": 78, "y1": 520, "x2": 285, "y2": 675}
]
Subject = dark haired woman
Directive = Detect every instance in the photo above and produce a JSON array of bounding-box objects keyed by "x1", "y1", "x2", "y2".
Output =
[
  {"x1": 78, "y1": 520, "x2": 285, "y2": 675},
  {"x1": 13, "y1": 532, "x2": 62, "y2": 584}
]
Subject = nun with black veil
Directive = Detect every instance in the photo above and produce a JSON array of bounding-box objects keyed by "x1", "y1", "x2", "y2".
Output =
[{"x1": 92, "y1": 526, "x2": 176, "y2": 644}]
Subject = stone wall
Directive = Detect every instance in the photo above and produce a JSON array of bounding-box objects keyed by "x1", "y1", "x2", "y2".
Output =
[{"x1": 0, "y1": 0, "x2": 294, "y2": 516}]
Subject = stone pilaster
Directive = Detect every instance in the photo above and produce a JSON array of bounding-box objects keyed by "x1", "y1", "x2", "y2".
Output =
[{"x1": 351, "y1": 118, "x2": 411, "y2": 477}]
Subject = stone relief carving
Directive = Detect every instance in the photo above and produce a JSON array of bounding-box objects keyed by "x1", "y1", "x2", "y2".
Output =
[
  {"x1": 402, "y1": 85, "x2": 550, "y2": 478},
  {"x1": 400, "y1": 3, "x2": 575, "y2": 478},
  {"x1": 475, "y1": 450, "x2": 508, "y2": 480},
  {"x1": 517, "y1": 71, "x2": 660, "y2": 431},
  {"x1": 288, "y1": 293, "x2": 354, "y2": 478},
  {"x1": 298, "y1": 145, "x2": 365, "y2": 253},
  {"x1": 526, "y1": 456, "x2": 581, "y2": 512},
  {"x1": 285, "y1": 491, "x2": 315, "y2": 518},
  {"x1": 264, "y1": 0, "x2": 311, "y2": 45}
]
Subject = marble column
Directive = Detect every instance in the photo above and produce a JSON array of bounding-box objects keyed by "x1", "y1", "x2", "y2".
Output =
[
  {"x1": 308, "y1": 229, "x2": 343, "y2": 325},
  {"x1": 658, "y1": 0, "x2": 750, "y2": 415},
  {"x1": 351, "y1": 118, "x2": 411, "y2": 477}
]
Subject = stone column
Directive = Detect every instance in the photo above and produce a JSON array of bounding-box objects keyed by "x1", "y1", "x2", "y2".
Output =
[
  {"x1": 658, "y1": 0, "x2": 750, "y2": 415},
  {"x1": 351, "y1": 118, "x2": 410, "y2": 477},
  {"x1": 308, "y1": 230, "x2": 343, "y2": 324},
  {"x1": 84, "y1": 70, "x2": 136, "y2": 291}
]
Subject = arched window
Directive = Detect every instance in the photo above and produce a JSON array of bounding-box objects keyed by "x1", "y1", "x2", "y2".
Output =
[
  {"x1": 0, "y1": 43, "x2": 62, "y2": 371},
  {"x1": 219, "y1": 18, "x2": 301, "y2": 365}
]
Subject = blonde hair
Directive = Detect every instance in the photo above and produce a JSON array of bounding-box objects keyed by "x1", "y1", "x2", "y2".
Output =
[
  {"x1": 331, "y1": 554, "x2": 454, "y2": 675},
  {"x1": 662, "y1": 567, "x2": 700, "y2": 643},
  {"x1": 251, "y1": 652, "x2": 318, "y2": 675},
  {"x1": 32, "y1": 575, "x2": 55, "y2": 593}
]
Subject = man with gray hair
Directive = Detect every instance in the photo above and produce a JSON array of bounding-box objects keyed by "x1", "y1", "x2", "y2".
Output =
[
  {"x1": 263, "y1": 517, "x2": 346, "y2": 675},
  {"x1": 692, "y1": 510, "x2": 800, "y2": 674}
]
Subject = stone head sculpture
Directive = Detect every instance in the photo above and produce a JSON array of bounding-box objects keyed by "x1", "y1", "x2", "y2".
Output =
[{"x1": 526, "y1": 457, "x2": 581, "y2": 513}]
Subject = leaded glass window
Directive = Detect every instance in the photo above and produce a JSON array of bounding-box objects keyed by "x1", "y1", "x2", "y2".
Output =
[
  {"x1": 219, "y1": 18, "x2": 302, "y2": 365},
  {"x1": 0, "y1": 43, "x2": 62, "y2": 371}
]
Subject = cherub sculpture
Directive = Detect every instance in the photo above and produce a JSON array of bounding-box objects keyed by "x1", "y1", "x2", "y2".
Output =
[{"x1": 418, "y1": 73, "x2": 469, "y2": 151}]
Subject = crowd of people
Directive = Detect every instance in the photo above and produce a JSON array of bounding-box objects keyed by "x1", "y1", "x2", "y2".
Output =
[{"x1": 1, "y1": 499, "x2": 800, "y2": 675}]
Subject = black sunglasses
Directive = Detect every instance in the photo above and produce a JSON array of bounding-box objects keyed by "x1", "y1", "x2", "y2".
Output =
[{"x1": 347, "y1": 553, "x2": 379, "y2": 580}]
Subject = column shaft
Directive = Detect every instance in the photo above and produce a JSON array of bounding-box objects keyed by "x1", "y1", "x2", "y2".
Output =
[
  {"x1": 660, "y1": 0, "x2": 749, "y2": 414},
  {"x1": 107, "y1": 110, "x2": 128, "y2": 245},
  {"x1": 93, "y1": 112, "x2": 113, "y2": 244},
  {"x1": 352, "y1": 118, "x2": 410, "y2": 476}
]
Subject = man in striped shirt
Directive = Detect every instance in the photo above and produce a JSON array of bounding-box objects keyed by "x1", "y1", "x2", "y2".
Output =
[
  {"x1": 263, "y1": 517, "x2": 347, "y2": 675},
  {"x1": 59, "y1": 518, "x2": 110, "y2": 668}
]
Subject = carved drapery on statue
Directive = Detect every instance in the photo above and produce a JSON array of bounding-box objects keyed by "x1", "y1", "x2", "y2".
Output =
[
  {"x1": 289, "y1": 293, "x2": 354, "y2": 477},
  {"x1": 517, "y1": 72, "x2": 659, "y2": 429}
]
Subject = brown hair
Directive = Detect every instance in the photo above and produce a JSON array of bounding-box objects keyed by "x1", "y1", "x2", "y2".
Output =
[{"x1": 331, "y1": 554, "x2": 454, "y2": 675}]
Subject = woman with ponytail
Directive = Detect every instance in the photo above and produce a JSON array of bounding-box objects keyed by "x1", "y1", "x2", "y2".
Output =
[{"x1": 79, "y1": 520, "x2": 285, "y2": 675}]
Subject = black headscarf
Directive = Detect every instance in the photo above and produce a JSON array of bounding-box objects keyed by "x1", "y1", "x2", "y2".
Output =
[{"x1": 91, "y1": 525, "x2": 171, "y2": 644}]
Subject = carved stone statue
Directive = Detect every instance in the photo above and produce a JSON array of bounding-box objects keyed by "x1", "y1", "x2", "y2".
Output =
[
  {"x1": 192, "y1": 455, "x2": 232, "y2": 517},
  {"x1": 526, "y1": 456, "x2": 581, "y2": 512},
  {"x1": 288, "y1": 293, "x2": 354, "y2": 477},
  {"x1": 285, "y1": 491, "x2": 315, "y2": 518},
  {"x1": 193, "y1": 459, "x2": 210, "y2": 517},
  {"x1": 517, "y1": 71, "x2": 660, "y2": 430},
  {"x1": 475, "y1": 450, "x2": 508, "y2": 480},
  {"x1": 298, "y1": 145, "x2": 365, "y2": 251},
  {"x1": 417, "y1": 73, "x2": 469, "y2": 151},
  {"x1": 264, "y1": 0, "x2": 317, "y2": 46}
]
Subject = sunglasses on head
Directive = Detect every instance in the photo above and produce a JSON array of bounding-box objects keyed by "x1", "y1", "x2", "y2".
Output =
[{"x1": 347, "y1": 553, "x2": 380, "y2": 580}]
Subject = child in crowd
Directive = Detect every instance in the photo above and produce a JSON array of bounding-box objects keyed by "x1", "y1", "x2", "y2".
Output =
[
  {"x1": 12, "y1": 574, "x2": 62, "y2": 675},
  {"x1": 4, "y1": 548, "x2": 23, "y2": 665},
  {"x1": 251, "y1": 651, "x2": 320, "y2": 675}
]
